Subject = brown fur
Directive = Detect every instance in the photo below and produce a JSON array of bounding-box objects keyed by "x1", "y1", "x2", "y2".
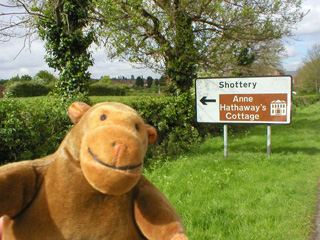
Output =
[{"x1": 0, "y1": 102, "x2": 188, "y2": 240}]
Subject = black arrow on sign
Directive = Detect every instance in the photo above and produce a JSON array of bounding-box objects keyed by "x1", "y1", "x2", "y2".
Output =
[{"x1": 200, "y1": 96, "x2": 216, "y2": 105}]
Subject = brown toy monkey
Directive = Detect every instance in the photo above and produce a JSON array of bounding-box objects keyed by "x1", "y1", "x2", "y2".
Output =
[{"x1": 0, "y1": 102, "x2": 188, "y2": 240}]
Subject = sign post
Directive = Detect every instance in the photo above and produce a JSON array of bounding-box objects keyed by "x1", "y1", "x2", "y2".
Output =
[
  {"x1": 267, "y1": 125, "x2": 272, "y2": 156},
  {"x1": 196, "y1": 76, "x2": 292, "y2": 156},
  {"x1": 224, "y1": 124, "x2": 228, "y2": 158}
]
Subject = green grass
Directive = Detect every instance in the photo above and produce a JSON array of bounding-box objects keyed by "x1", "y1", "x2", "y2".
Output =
[
  {"x1": 89, "y1": 94, "x2": 166, "y2": 105},
  {"x1": 144, "y1": 102, "x2": 320, "y2": 240}
]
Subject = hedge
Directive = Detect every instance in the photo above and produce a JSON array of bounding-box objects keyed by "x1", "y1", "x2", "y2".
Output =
[
  {"x1": 0, "y1": 94, "x2": 217, "y2": 164},
  {"x1": 292, "y1": 94, "x2": 320, "y2": 107},
  {"x1": 88, "y1": 83, "x2": 129, "y2": 96},
  {"x1": 1, "y1": 93, "x2": 318, "y2": 165},
  {"x1": 5, "y1": 81, "x2": 51, "y2": 97},
  {"x1": 0, "y1": 97, "x2": 71, "y2": 163}
]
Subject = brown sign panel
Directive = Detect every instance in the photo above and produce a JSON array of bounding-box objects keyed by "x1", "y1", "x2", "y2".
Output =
[{"x1": 220, "y1": 94, "x2": 288, "y2": 122}]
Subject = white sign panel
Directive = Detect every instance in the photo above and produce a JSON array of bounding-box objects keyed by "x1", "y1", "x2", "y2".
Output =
[{"x1": 196, "y1": 76, "x2": 292, "y2": 124}]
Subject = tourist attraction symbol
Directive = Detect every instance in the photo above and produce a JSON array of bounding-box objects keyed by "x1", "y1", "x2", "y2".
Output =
[
  {"x1": 270, "y1": 100, "x2": 287, "y2": 116},
  {"x1": 196, "y1": 76, "x2": 292, "y2": 124}
]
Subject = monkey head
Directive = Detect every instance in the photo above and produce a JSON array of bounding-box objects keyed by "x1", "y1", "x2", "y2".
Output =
[{"x1": 67, "y1": 102, "x2": 157, "y2": 195}]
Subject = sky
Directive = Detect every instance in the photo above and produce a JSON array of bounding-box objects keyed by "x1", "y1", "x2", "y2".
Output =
[
  {"x1": 0, "y1": 0, "x2": 320, "y2": 80},
  {"x1": 283, "y1": 0, "x2": 320, "y2": 73}
]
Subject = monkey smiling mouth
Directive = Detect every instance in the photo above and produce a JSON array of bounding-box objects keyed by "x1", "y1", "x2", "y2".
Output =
[{"x1": 88, "y1": 148, "x2": 142, "y2": 171}]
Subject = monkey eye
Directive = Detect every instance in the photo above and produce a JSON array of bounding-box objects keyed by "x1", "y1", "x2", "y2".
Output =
[
  {"x1": 100, "y1": 114, "x2": 107, "y2": 121},
  {"x1": 135, "y1": 124, "x2": 139, "y2": 132}
]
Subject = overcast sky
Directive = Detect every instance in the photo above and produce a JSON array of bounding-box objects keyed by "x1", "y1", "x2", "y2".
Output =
[{"x1": 1, "y1": 0, "x2": 320, "y2": 80}]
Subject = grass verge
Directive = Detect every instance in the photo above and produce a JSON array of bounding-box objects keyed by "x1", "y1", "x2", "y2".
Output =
[{"x1": 144, "y1": 102, "x2": 320, "y2": 240}]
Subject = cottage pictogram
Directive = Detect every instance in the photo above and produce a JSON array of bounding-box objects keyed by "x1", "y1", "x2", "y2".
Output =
[{"x1": 270, "y1": 100, "x2": 286, "y2": 116}]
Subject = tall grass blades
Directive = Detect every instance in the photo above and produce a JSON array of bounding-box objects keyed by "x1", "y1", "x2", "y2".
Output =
[{"x1": 145, "y1": 102, "x2": 320, "y2": 240}]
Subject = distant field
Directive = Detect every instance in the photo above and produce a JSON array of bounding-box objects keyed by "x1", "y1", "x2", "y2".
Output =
[
  {"x1": 145, "y1": 102, "x2": 320, "y2": 239},
  {"x1": 90, "y1": 94, "x2": 166, "y2": 105},
  {"x1": 0, "y1": 94, "x2": 167, "y2": 105}
]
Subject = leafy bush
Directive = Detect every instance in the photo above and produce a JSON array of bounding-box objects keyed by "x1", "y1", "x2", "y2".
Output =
[
  {"x1": 293, "y1": 94, "x2": 320, "y2": 107},
  {"x1": 0, "y1": 79, "x2": 8, "y2": 86},
  {"x1": 129, "y1": 93, "x2": 202, "y2": 158},
  {"x1": 88, "y1": 83, "x2": 128, "y2": 96},
  {"x1": 0, "y1": 94, "x2": 203, "y2": 164},
  {"x1": 4, "y1": 75, "x2": 21, "y2": 87},
  {"x1": 32, "y1": 75, "x2": 47, "y2": 85},
  {"x1": 0, "y1": 97, "x2": 73, "y2": 164},
  {"x1": 33, "y1": 70, "x2": 58, "y2": 85},
  {"x1": 5, "y1": 81, "x2": 51, "y2": 97}
]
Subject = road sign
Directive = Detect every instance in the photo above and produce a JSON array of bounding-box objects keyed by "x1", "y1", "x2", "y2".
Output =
[{"x1": 196, "y1": 76, "x2": 292, "y2": 124}]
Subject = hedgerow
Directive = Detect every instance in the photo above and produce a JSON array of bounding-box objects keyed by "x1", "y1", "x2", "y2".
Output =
[
  {"x1": 292, "y1": 94, "x2": 320, "y2": 107},
  {"x1": 0, "y1": 94, "x2": 89, "y2": 164},
  {"x1": 0, "y1": 97, "x2": 71, "y2": 163},
  {"x1": 5, "y1": 81, "x2": 51, "y2": 97},
  {"x1": 2, "y1": 93, "x2": 317, "y2": 165},
  {"x1": 88, "y1": 83, "x2": 128, "y2": 96},
  {"x1": 1, "y1": 94, "x2": 213, "y2": 164}
]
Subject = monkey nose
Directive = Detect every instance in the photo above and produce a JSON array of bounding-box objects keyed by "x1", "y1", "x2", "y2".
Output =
[{"x1": 112, "y1": 142, "x2": 127, "y2": 157}]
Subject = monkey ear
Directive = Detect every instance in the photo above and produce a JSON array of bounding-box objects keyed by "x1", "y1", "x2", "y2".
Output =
[
  {"x1": 146, "y1": 125, "x2": 157, "y2": 144},
  {"x1": 68, "y1": 102, "x2": 91, "y2": 124}
]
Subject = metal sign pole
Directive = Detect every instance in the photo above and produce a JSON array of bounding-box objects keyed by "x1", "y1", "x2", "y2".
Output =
[
  {"x1": 224, "y1": 124, "x2": 228, "y2": 158},
  {"x1": 267, "y1": 125, "x2": 271, "y2": 155}
]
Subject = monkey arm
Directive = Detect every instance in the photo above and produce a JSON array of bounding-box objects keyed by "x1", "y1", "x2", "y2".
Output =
[
  {"x1": 133, "y1": 176, "x2": 189, "y2": 240},
  {"x1": 0, "y1": 161, "x2": 41, "y2": 218}
]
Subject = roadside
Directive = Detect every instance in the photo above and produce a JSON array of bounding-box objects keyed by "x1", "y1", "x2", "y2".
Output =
[{"x1": 312, "y1": 183, "x2": 320, "y2": 239}]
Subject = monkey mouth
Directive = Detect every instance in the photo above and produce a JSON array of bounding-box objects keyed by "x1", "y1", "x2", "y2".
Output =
[{"x1": 88, "y1": 147, "x2": 142, "y2": 171}]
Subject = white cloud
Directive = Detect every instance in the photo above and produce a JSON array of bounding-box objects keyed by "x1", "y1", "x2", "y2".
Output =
[
  {"x1": 285, "y1": 45, "x2": 302, "y2": 58},
  {"x1": 89, "y1": 46, "x2": 160, "y2": 79},
  {"x1": 282, "y1": 43, "x2": 305, "y2": 71},
  {"x1": 283, "y1": 61, "x2": 302, "y2": 71},
  {"x1": 0, "y1": 38, "x2": 54, "y2": 79},
  {"x1": 281, "y1": 0, "x2": 320, "y2": 71},
  {"x1": 0, "y1": 38, "x2": 159, "y2": 80},
  {"x1": 294, "y1": 0, "x2": 320, "y2": 35},
  {"x1": 19, "y1": 68, "x2": 30, "y2": 75}
]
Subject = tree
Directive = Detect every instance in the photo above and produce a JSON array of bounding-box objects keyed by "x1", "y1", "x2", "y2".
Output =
[
  {"x1": 197, "y1": 39, "x2": 286, "y2": 78},
  {"x1": 95, "y1": 0, "x2": 305, "y2": 93},
  {"x1": 33, "y1": 70, "x2": 58, "y2": 85},
  {"x1": 135, "y1": 76, "x2": 144, "y2": 87},
  {"x1": 295, "y1": 43, "x2": 320, "y2": 93},
  {"x1": 230, "y1": 47, "x2": 255, "y2": 76},
  {"x1": 37, "y1": 0, "x2": 95, "y2": 97},
  {"x1": 247, "y1": 40, "x2": 286, "y2": 76},
  {"x1": 20, "y1": 74, "x2": 32, "y2": 81},
  {"x1": 4, "y1": 75, "x2": 20, "y2": 86},
  {"x1": 4, "y1": 74, "x2": 33, "y2": 86},
  {"x1": 1, "y1": 0, "x2": 95, "y2": 98},
  {"x1": 0, "y1": 80, "x2": 8, "y2": 86},
  {"x1": 159, "y1": 75, "x2": 167, "y2": 86},
  {"x1": 99, "y1": 75, "x2": 113, "y2": 85},
  {"x1": 146, "y1": 76, "x2": 153, "y2": 88},
  {"x1": 0, "y1": 1, "x2": 37, "y2": 43}
]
